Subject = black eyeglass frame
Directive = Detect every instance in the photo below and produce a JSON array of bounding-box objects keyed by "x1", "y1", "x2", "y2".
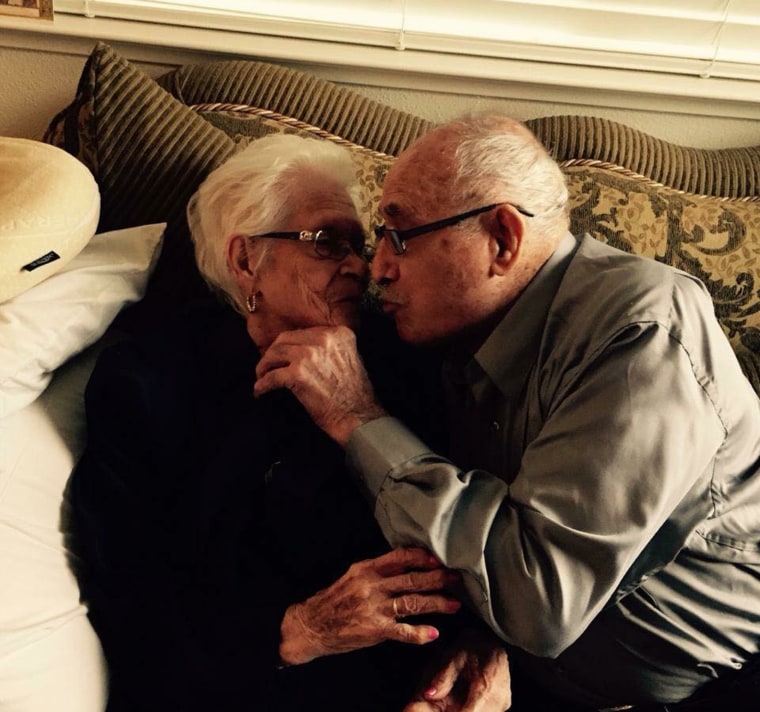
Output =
[
  {"x1": 373, "y1": 202, "x2": 534, "y2": 255},
  {"x1": 249, "y1": 229, "x2": 369, "y2": 261}
]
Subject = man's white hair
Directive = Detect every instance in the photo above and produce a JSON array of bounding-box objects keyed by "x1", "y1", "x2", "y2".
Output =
[{"x1": 451, "y1": 114, "x2": 570, "y2": 236}]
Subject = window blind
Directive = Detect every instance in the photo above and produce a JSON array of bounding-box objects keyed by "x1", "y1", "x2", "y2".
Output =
[{"x1": 53, "y1": 0, "x2": 760, "y2": 81}]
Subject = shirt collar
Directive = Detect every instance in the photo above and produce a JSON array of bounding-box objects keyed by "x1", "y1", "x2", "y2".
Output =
[{"x1": 473, "y1": 232, "x2": 579, "y2": 397}]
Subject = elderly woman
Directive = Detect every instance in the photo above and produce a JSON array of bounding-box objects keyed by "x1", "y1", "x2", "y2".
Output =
[{"x1": 69, "y1": 135, "x2": 463, "y2": 712}]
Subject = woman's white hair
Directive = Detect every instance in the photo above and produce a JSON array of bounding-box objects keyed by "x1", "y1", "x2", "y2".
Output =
[
  {"x1": 450, "y1": 114, "x2": 569, "y2": 236},
  {"x1": 187, "y1": 134, "x2": 362, "y2": 311}
]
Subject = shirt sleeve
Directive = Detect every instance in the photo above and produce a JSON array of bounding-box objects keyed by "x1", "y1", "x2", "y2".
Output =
[{"x1": 347, "y1": 321, "x2": 725, "y2": 658}]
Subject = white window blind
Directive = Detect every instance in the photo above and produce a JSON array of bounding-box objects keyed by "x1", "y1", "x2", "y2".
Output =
[{"x1": 52, "y1": 0, "x2": 760, "y2": 82}]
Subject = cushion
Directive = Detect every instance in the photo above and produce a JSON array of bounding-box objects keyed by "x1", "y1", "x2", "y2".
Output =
[
  {"x1": 0, "y1": 223, "x2": 165, "y2": 419},
  {"x1": 43, "y1": 43, "x2": 395, "y2": 329},
  {"x1": 0, "y1": 344, "x2": 109, "y2": 712},
  {"x1": 196, "y1": 105, "x2": 394, "y2": 235},
  {"x1": 564, "y1": 163, "x2": 760, "y2": 393},
  {"x1": 43, "y1": 43, "x2": 759, "y2": 393},
  {"x1": 0, "y1": 138, "x2": 99, "y2": 303}
]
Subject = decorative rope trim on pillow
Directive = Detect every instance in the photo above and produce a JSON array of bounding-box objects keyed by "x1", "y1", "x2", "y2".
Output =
[
  {"x1": 559, "y1": 158, "x2": 760, "y2": 203},
  {"x1": 188, "y1": 103, "x2": 396, "y2": 161}
]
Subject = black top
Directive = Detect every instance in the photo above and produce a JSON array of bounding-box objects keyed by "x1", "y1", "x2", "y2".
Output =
[{"x1": 68, "y1": 302, "x2": 449, "y2": 712}]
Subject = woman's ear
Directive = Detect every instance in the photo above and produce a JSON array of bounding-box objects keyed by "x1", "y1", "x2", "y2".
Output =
[
  {"x1": 228, "y1": 234, "x2": 253, "y2": 277},
  {"x1": 227, "y1": 234, "x2": 256, "y2": 295},
  {"x1": 490, "y1": 205, "x2": 524, "y2": 276}
]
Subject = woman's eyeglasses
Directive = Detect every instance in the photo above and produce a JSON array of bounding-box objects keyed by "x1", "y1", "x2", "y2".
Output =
[{"x1": 250, "y1": 229, "x2": 372, "y2": 261}]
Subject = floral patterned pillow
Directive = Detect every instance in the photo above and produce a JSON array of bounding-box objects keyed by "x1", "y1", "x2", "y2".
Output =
[{"x1": 565, "y1": 163, "x2": 760, "y2": 392}]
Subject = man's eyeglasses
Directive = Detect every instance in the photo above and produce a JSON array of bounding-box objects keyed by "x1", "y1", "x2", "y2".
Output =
[
  {"x1": 373, "y1": 202, "x2": 534, "y2": 256},
  {"x1": 250, "y1": 229, "x2": 370, "y2": 261}
]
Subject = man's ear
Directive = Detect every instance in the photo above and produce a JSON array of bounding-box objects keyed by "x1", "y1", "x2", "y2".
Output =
[{"x1": 490, "y1": 205, "x2": 524, "y2": 276}]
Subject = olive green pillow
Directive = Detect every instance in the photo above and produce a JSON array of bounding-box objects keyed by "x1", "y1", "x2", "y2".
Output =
[
  {"x1": 44, "y1": 42, "x2": 236, "y2": 327},
  {"x1": 43, "y1": 43, "x2": 395, "y2": 329}
]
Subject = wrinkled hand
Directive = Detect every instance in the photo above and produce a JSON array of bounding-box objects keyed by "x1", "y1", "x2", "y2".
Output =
[
  {"x1": 279, "y1": 547, "x2": 461, "y2": 665},
  {"x1": 254, "y1": 326, "x2": 386, "y2": 445},
  {"x1": 403, "y1": 628, "x2": 511, "y2": 712}
]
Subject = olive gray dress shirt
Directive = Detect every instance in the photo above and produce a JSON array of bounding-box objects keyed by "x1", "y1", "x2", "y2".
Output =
[{"x1": 347, "y1": 233, "x2": 760, "y2": 706}]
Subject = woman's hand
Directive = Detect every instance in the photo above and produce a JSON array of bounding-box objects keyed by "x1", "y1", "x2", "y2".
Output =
[
  {"x1": 254, "y1": 325, "x2": 386, "y2": 447},
  {"x1": 403, "y1": 628, "x2": 511, "y2": 712},
  {"x1": 279, "y1": 547, "x2": 461, "y2": 665}
]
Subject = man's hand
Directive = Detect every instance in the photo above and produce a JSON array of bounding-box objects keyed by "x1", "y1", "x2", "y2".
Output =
[
  {"x1": 279, "y1": 547, "x2": 462, "y2": 665},
  {"x1": 254, "y1": 325, "x2": 386, "y2": 445},
  {"x1": 403, "y1": 628, "x2": 511, "y2": 712}
]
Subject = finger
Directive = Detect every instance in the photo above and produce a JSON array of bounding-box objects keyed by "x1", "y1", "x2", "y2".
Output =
[
  {"x1": 268, "y1": 324, "x2": 349, "y2": 347},
  {"x1": 255, "y1": 343, "x2": 292, "y2": 379},
  {"x1": 255, "y1": 341, "x2": 312, "y2": 380},
  {"x1": 253, "y1": 365, "x2": 295, "y2": 397},
  {"x1": 422, "y1": 651, "x2": 467, "y2": 701},
  {"x1": 402, "y1": 702, "x2": 440, "y2": 712},
  {"x1": 372, "y1": 547, "x2": 443, "y2": 577},
  {"x1": 386, "y1": 622, "x2": 441, "y2": 646},
  {"x1": 385, "y1": 568, "x2": 461, "y2": 596},
  {"x1": 393, "y1": 593, "x2": 461, "y2": 618}
]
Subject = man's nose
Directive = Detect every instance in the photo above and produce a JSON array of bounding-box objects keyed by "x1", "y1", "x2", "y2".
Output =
[{"x1": 370, "y1": 237, "x2": 399, "y2": 284}]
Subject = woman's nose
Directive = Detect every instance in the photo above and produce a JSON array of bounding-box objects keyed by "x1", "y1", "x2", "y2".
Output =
[{"x1": 339, "y1": 249, "x2": 369, "y2": 278}]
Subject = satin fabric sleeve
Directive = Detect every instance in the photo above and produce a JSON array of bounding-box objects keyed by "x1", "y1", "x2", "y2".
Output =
[{"x1": 347, "y1": 321, "x2": 725, "y2": 658}]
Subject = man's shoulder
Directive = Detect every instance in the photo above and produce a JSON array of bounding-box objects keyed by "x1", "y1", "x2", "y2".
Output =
[{"x1": 569, "y1": 234, "x2": 710, "y2": 316}]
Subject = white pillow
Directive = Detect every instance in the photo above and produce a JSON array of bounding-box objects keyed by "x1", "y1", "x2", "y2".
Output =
[
  {"x1": 0, "y1": 137, "x2": 101, "y2": 303},
  {"x1": 0, "y1": 223, "x2": 165, "y2": 419},
  {"x1": 0, "y1": 344, "x2": 109, "y2": 712}
]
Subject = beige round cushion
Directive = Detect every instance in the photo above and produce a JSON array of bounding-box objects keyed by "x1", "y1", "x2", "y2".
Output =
[{"x1": 0, "y1": 138, "x2": 100, "y2": 303}]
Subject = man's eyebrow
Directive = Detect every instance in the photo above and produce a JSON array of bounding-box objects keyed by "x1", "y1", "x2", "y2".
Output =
[{"x1": 380, "y1": 202, "x2": 403, "y2": 219}]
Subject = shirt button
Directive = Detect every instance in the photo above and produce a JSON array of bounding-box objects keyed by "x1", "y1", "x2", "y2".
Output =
[{"x1": 491, "y1": 421, "x2": 500, "y2": 431}]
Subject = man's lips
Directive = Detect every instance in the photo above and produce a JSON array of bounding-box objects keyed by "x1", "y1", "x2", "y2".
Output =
[{"x1": 379, "y1": 297, "x2": 402, "y2": 313}]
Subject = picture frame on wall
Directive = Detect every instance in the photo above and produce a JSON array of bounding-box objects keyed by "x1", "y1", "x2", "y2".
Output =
[{"x1": 0, "y1": 0, "x2": 53, "y2": 20}]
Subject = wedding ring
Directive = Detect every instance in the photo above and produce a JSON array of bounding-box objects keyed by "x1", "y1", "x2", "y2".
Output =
[{"x1": 392, "y1": 598, "x2": 400, "y2": 618}]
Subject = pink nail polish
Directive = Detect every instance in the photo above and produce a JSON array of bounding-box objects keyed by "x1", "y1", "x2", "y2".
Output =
[
  {"x1": 424, "y1": 687, "x2": 437, "y2": 698},
  {"x1": 427, "y1": 628, "x2": 439, "y2": 640}
]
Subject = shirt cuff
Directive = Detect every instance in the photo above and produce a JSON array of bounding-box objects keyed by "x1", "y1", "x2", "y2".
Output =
[{"x1": 346, "y1": 416, "x2": 433, "y2": 499}]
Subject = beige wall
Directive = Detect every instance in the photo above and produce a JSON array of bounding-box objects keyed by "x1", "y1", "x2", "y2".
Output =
[{"x1": 1, "y1": 39, "x2": 759, "y2": 150}]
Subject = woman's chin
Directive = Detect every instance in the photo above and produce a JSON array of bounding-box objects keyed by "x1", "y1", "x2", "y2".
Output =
[{"x1": 329, "y1": 301, "x2": 363, "y2": 330}]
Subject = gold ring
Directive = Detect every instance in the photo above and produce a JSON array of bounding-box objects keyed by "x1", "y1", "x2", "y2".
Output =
[{"x1": 392, "y1": 598, "x2": 400, "y2": 618}]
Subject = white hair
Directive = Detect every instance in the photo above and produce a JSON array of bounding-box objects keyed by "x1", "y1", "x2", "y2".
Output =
[
  {"x1": 187, "y1": 134, "x2": 362, "y2": 310},
  {"x1": 450, "y1": 115, "x2": 570, "y2": 236}
]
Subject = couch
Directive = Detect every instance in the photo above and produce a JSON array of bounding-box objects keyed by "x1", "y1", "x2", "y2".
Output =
[{"x1": 1, "y1": 40, "x2": 758, "y2": 711}]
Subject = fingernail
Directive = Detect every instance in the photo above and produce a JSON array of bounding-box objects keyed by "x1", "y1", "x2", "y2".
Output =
[
  {"x1": 427, "y1": 628, "x2": 439, "y2": 640},
  {"x1": 428, "y1": 555, "x2": 440, "y2": 566},
  {"x1": 447, "y1": 600, "x2": 461, "y2": 612},
  {"x1": 424, "y1": 687, "x2": 437, "y2": 698}
]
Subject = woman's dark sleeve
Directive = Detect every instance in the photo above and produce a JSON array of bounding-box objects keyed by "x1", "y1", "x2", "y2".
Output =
[{"x1": 68, "y1": 340, "x2": 293, "y2": 711}]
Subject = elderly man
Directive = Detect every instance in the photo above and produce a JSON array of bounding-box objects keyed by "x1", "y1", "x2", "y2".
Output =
[{"x1": 255, "y1": 115, "x2": 760, "y2": 711}]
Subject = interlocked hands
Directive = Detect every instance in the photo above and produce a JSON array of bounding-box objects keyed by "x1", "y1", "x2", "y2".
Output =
[{"x1": 404, "y1": 628, "x2": 512, "y2": 712}]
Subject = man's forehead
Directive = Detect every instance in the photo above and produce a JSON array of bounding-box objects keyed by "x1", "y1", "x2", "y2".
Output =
[{"x1": 383, "y1": 134, "x2": 457, "y2": 203}]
